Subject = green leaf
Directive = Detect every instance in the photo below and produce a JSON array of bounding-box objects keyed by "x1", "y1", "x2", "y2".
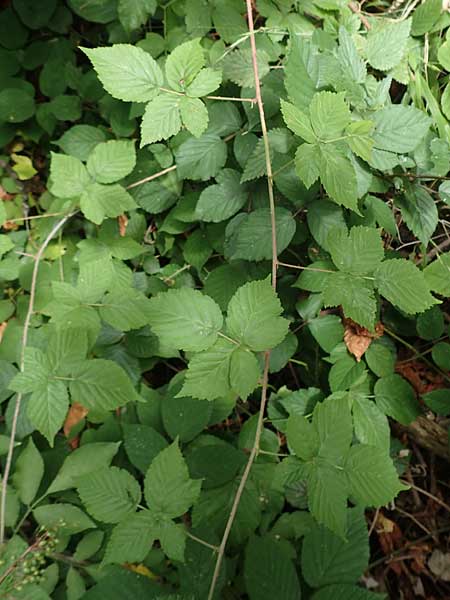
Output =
[
  {"x1": 165, "y1": 39, "x2": 205, "y2": 92},
  {"x1": 352, "y1": 396, "x2": 390, "y2": 451},
  {"x1": 375, "y1": 259, "x2": 438, "y2": 314},
  {"x1": 12, "y1": 438, "x2": 44, "y2": 505},
  {"x1": 74, "y1": 531, "x2": 104, "y2": 561},
  {"x1": 77, "y1": 467, "x2": 141, "y2": 523},
  {"x1": 81, "y1": 44, "x2": 163, "y2": 102},
  {"x1": 422, "y1": 389, "x2": 450, "y2": 415},
  {"x1": 186, "y1": 68, "x2": 222, "y2": 97},
  {"x1": 0, "y1": 88, "x2": 35, "y2": 123},
  {"x1": 223, "y1": 49, "x2": 269, "y2": 87},
  {"x1": 80, "y1": 183, "x2": 136, "y2": 225},
  {"x1": 124, "y1": 424, "x2": 168, "y2": 473},
  {"x1": 196, "y1": 168, "x2": 247, "y2": 223},
  {"x1": 365, "y1": 339, "x2": 396, "y2": 378},
  {"x1": 323, "y1": 272, "x2": 377, "y2": 330},
  {"x1": 224, "y1": 207, "x2": 296, "y2": 261},
  {"x1": 396, "y1": 186, "x2": 438, "y2": 245},
  {"x1": 140, "y1": 94, "x2": 182, "y2": 146},
  {"x1": 301, "y1": 509, "x2": 369, "y2": 586},
  {"x1": 281, "y1": 100, "x2": 316, "y2": 143},
  {"x1": 104, "y1": 510, "x2": 158, "y2": 564},
  {"x1": 308, "y1": 315, "x2": 344, "y2": 353},
  {"x1": 310, "y1": 92, "x2": 351, "y2": 140},
  {"x1": 162, "y1": 392, "x2": 212, "y2": 442},
  {"x1": 27, "y1": 381, "x2": 69, "y2": 447},
  {"x1": 244, "y1": 535, "x2": 301, "y2": 600},
  {"x1": 144, "y1": 441, "x2": 201, "y2": 519},
  {"x1": 439, "y1": 39, "x2": 450, "y2": 71},
  {"x1": 375, "y1": 374, "x2": 421, "y2": 424},
  {"x1": 327, "y1": 226, "x2": 384, "y2": 274},
  {"x1": 229, "y1": 347, "x2": 261, "y2": 400},
  {"x1": 308, "y1": 463, "x2": 348, "y2": 538},
  {"x1": 180, "y1": 338, "x2": 234, "y2": 401},
  {"x1": 345, "y1": 121, "x2": 374, "y2": 162},
  {"x1": 312, "y1": 585, "x2": 385, "y2": 600},
  {"x1": 179, "y1": 96, "x2": 208, "y2": 137},
  {"x1": 424, "y1": 253, "x2": 450, "y2": 296},
  {"x1": 99, "y1": 290, "x2": 151, "y2": 331},
  {"x1": 432, "y1": 341, "x2": 450, "y2": 370},
  {"x1": 47, "y1": 442, "x2": 120, "y2": 494},
  {"x1": 226, "y1": 279, "x2": 289, "y2": 352},
  {"x1": 118, "y1": 0, "x2": 156, "y2": 32},
  {"x1": 412, "y1": 0, "x2": 442, "y2": 35},
  {"x1": 148, "y1": 287, "x2": 223, "y2": 352},
  {"x1": 318, "y1": 145, "x2": 358, "y2": 211},
  {"x1": 287, "y1": 415, "x2": 319, "y2": 461},
  {"x1": 366, "y1": 18, "x2": 411, "y2": 70},
  {"x1": 34, "y1": 503, "x2": 95, "y2": 535},
  {"x1": 417, "y1": 306, "x2": 445, "y2": 341},
  {"x1": 69, "y1": 359, "x2": 141, "y2": 411},
  {"x1": 176, "y1": 133, "x2": 227, "y2": 181},
  {"x1": 345, "y1": 445, "x2": 408, "y2": 506},
  {"x1": 55, "y1": 125, "x2": 106, "y2": 162},
  {"x1": 50, "y1": 153, "x2": 90, "y2": 198},
  {"x1": 86, "y1": 140, "x2": 136, "y2": 184},
  {"x1": 372, "y1": 106, "x2": 431, "y2": 154},
  {"x1": 285, "y1": 37, "x2": 318, "y2": 112}
]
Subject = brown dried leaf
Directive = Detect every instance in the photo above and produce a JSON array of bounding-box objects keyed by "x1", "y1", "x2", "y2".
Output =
[
  {"x1": 0, "y1": 321, "x2": 7, "y2": 343},
  {"x1": 118, "y1": 214, "x2": 128, "y2": 237},
  {"x1": 344, "y1": 318, "x2": 384, "y2": 362},
  {"x1": 63, "y1": 402, "x2": 88, "y2": 442},
  {"x1": 2, "y1": 220, "x2": 18, "y2": 231},
  {"x1": 0, "y1": 187, "x2": 13, "y2": 201}
]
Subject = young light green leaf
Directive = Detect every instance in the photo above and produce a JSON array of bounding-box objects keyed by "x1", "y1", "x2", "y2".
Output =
[
  {"x1": 81, "y1": 44, "x2": 163, "y2": 102},
  {"x1": 77, "y1": 467, "x2": 141, "y2": 523},
  {"x1": 144, "y1": 441, "x2": 202, "y2": 518},
  {"x1": 280, "y1": 100, "x2": 316, "y2": 143},
  {"x1": 186, "y1": 68, "x2": 222, "y2": 97},
  {"x1": 229, "y1": 347, "x2": 260, "y2": 400},
  {"x1": 99, "y1": 290, "x2": 151, "y2": 331},
  {"x1": 372, "y1": 105, "x2": 431, "y2": 154},
  {"x1": 226, "y1": 278, "x2": 289, "y2": 352},
  {"x1": 165, "y1": 39, "x2": 205, "y2": 91},
  {"x1": 375, "y1": 259, "x2": 439, "y2": 314},
  {"x1": 80, "y1": 183, "x2": 136, "y2": 225},
  {"x1": 50, "y1": 153, "x2": 90, "y2": 198},
  {"x1": 366, "y1": 18, "x2": 411, "y2": 70},
  {"x1": 140, "y1": 94, "x2": 182, "y2": 146},
  {"x1": 309, "y1": 92, "x2": 351, "y2": 140},
  {"x1": 223, "y1": 49, "x2": 269, "y2": 87},
  {"x1": 179, "y1": 96, "x2": 208, "y2": 137},
  {"x1": 12, "y1": 438, "x2": 44, "y2": 505},
  {"x1": 148, "y1": 287, "x2": 223, "y2": 352},
  {"x1": 327, "y1": 226, "x2": 384, "y2": 274},
  {"x1": 86, "y1": 140, "x2": 136, "y2": 184},
  {"x1": 55, "y1": 125, "x2": 106, "y2": 162}
]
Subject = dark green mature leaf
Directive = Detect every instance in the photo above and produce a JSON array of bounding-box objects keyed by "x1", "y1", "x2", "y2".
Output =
[
  {"x1": 424, "y1": 253, "x2": 450, "y2": 296},
  {"x1": 327, "y1": 226, "x2": 384, "y2": 274},
  {"x1": 176, "y1": 133, "x2": 227, "y2": 180},
  {"x1": 141, "y1": 94, "x2": 182, "y2": 146},
  {"x1": 375, "y1": 374, "x2": 421, "y2": 424},
  {"x1": 323, "y1": 272, "x2": 377, "y2": 330},
  {"x1": 396, "y1": 186, "x2": 438, "y2": 245},
  {"x1": 372, "y1": 106, "x2": 431, "y2": 154},
  {"x1": 244, "y1": 535, "x2": 301, "y2": 600},
  {"x1": 195, "y1": 169, "x2": 248, "y2": 222},
  {"x1": 12, "y1": 438, "x2": 44, "y2": 505}
]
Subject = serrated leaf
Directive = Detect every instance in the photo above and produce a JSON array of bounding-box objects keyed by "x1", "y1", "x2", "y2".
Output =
[
  {"x1": 99, "y1": 290, "x2": 151, "y2": 331},
  {"x1": 27, "y1": 381, "x2": 69, "y2": 447},
  {"x1": 310, "y1": 92, "x2": 351, "y2": 140},
  {"x1": 181, "y1": 338, "x2": 234, "y2": 401},
  {"x1": 424, "y1": 253, "x2": 450, "y2": 296},
  {"x1": 352, "y1": 396, "x2": 390, "y2": 451},
  {"x1": 144, "y1": 441, "x2": 201, "y2": 518},
  {"x1": 224, "y1": 207, "x2": 296, "y2": 261},
  {"x1": 186, "y1": 68, "x2": 222, "y2": 97},
  {"x1": 80, "y1": 183, "x2": 136, "y2": 225},
  {"x1": 77, "y1": 467, "x2": 141, "y2": 523},
  {"x1": 308, "y1": 462, "x2": 348, "y2": 538},
  {"x1": 140, "y1": 93, "x2": 182, "y2": 146},
  {"x1": 226, "y1": 279, "x2": 289, "y2": 351},
  {"x1": 244, "y1": 535, "x2": 301, "y2": 600},
  {"x1": 223, "y1": 49, "x2": 269, "y2": 87},
  {"x1": 396, "y1": 186, "x2": 438, "y2": 245},
  {"x1": 372, "y1": 105, "x2": 431, "y2": 154},
  {"x1": 118, "y1": 0, "x2": 156, "y2": 32},
  {"x1": 301, "y1": 508, "x2": 369, "y2": 586},
  {"x1": 81, "y1": 44, "x2": 163, "y2": 102},
  {"x1": 55, "y1": 125, "x2": 106, "y2": 162},
  {"x1": 50, "y1": 153, "x2": 90, "y2": 198},
  {"x1": 229, "y1": 347, "x2": 260, "y2": 400},
  {"x1": 281, "y1": 100, "x2": 316, "y2": 143},
  {"x1": 12, "y1": 438, "x2": 44, "y2": 505},
  {"x1": 69, "y1": 359, "x2": 140, "y2": 412},
  {"x1": 327, "y1": 226, "x2": 384, "y2": 274},
  {"x1": 374, "y1": 374, "x2": 421, "y2": 424},
  {"x1": 86, "y1": 140, "x2": 136, "y2": 184},
  {"x1": 366, "y1": 18, "x2": 411, "y2": 70},
  {"x1": 179, "y1": 96, "x2": 208, "y2": 137},
  {"x1": 103, "y1": 510, "x2": 158, "y2": 564},
  {"x1": 287, "y1": 415, "x2": 319, "y2": 461},
  {"x1": 323, "y1": 272, "x2": 377, "y2": 330},
  {"x1": 148, "y1": 287, "x2": 222, "y2": 352},
  {"x1": 162, "y1": 393, "x2": 212, "y2": 443},
  {"x1": 375, "y1": 259, "x2": 438, "y2": 314},
  {"x1": 165, "y1": 39, "x2": 205, "y2": 92},
  {"x1": 318, "y1": 145, "x2": 358, "y2": 211},
  {"x1": 295, "y1": 143, "x2": 320, "y2": 188},
  {"x1": 34, "y1": 503, "x2": 95, "y2": 535},
  {"x1": 195, "y1": 168, "x2": 247, "y2": 222},
  {"x1": 176, "y1": 133, "x2": 227, "y2": 180}
]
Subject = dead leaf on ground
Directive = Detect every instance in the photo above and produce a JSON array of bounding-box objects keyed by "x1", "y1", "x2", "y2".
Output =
[
  {"x1": 0, "y1": 321, "x2": 7, "y2": 343},
  {"x1": 64, "y1": 403, "x2": 88, "y2": 448},
  {"x1": 118, "y1": 214, "x2": 128, "y2": 237},
  {"x1": 344, "y1": 318, "x2": 384, "y2": 361},
  {"x1": 428, "y1": 549, "x2": 450, "y2": 581}
]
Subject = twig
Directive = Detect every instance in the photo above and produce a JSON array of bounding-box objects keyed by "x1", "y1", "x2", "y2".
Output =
[
  {"x1": 348, "y1": 1, "x2": 371, "y2": 30},
  {"x1": 126, "y1": 165, "x2": 177, "y2": 189},
  {"x1": 207, "y1": 2, "x2": 278, "y2": 597},
  {"x1": 0, "y1": 213, "x2": 74, "y2": 546},
  {"x1": 368, "y1": 507, "x2": 380, "y2": 537},
  {"x1": 426, "y1": 237, "x2": 450, "y2": 259},
  {"x1": 277, "y1": 261, "x2": 335, "y2": 274},
  {"x1": 401, "y1": 480, "x2": 450, "y2": 514},
  {"x1": 186, "y1": 531, "x2": 219, "y2": 552}
]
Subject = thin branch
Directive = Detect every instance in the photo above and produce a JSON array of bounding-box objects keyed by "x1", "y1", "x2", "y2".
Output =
[
  {"x1": 126, "y1": 164, "x2": 177, "y2": 189},
  {"x1": 0, "y1": 213, "x2": 75, "y2": 546},
  {"x1": 426, "y1": 237, "x2": 450, "y2": 259},
  {"x1": 159, "y1": 86, "x2": 257, "y2": 103},
  {"x1": 277, "y1": 261, "x2": 335, "y2": 274},
  {"x1": 207, "y1": 2, "x2": 278, "y2": 597},
  {"x1": 348, "y1": 1, "x2": 371, "y2": 30},
  {"x1": 186, "y1": 531, "x2": 219, "y2": 552},
  {"x1": 401, "y1": 480, "x2": 450, "y2": 514}
]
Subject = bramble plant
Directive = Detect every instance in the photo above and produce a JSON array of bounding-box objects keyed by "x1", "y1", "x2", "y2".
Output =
[{"x1": 0, "y1": 0, "x2": 450, "y2": 598}]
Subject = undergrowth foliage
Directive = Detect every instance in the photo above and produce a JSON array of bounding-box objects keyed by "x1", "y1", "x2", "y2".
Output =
[{"x1": 0, "y1": 0, "x2": 449, "y2": 598}]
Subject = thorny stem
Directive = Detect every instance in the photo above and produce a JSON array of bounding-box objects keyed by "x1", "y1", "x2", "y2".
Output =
[
  {"x1": 207, "y1": 2, "x2": 278, "y2": 598},
  {"x1": 126, "y1": 164, "x2": 177, "y2": 189},
  {"x1": 0, "y1": 213, "x2": 75, "y2": 546}
]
